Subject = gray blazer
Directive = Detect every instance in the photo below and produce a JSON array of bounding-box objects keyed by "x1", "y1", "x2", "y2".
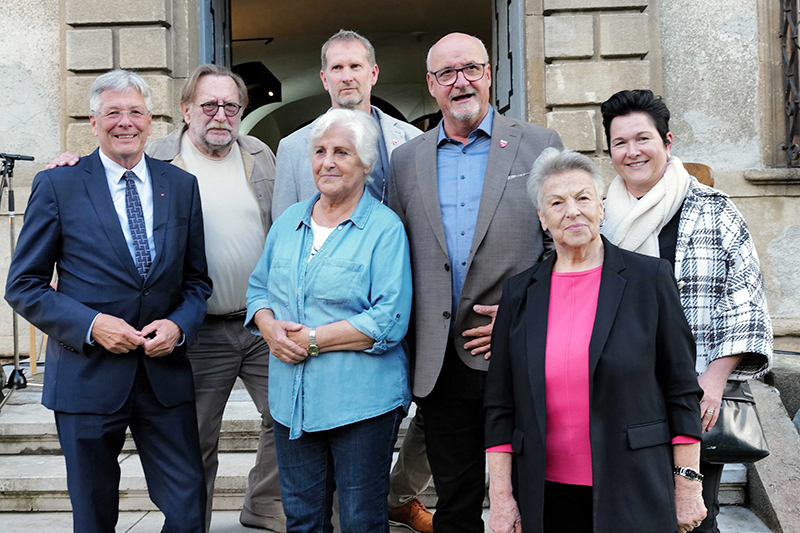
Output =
[
  {"x1": 388, "y1": 111, "x2": 562, "y2": 398},
  {"x1": 272, "y1": 106, "x2": 421, "y2": 218}
]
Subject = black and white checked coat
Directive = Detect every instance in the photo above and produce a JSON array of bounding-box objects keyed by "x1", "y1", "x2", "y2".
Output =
[{"x1": 674, "y1": 177, "x2": 773, "y2": 379}]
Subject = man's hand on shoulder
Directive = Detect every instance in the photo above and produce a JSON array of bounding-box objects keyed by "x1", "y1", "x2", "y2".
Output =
[
  {"x1": 91, "y1": 314, "x2": 145, "y2": 354},
  {"x1": 45, "y1": 151, "x2": 80, "y2": 170},
  {"x1": 141, "y1": 319, "x2": 182, "y2": 358}
]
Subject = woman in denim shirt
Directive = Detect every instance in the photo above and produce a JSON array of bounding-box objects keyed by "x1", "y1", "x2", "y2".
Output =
[{"x1": 245, "y1": 108, "x2": 412, "y2": 533}]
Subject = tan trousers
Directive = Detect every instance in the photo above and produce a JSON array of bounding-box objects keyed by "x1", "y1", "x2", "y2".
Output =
[{"x1": 187, "y1": 314, "x2": 282, "y2": 532}]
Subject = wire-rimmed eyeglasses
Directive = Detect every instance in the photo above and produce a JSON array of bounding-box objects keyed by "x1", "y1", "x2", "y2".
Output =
[
  {"x1": 429, "y1": 63, "x2": 488, "y2": 86},
  {"x1": 97, "y1": 108, "x2": 150, "y2": 121},
  {"x1": 197, "y1": 102, "x2": 243, "y2": 117}
]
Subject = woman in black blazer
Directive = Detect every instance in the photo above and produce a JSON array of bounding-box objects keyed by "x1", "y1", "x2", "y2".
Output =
[{"x1": 484, "y1": 148, "x2": 706, "y2": 533}]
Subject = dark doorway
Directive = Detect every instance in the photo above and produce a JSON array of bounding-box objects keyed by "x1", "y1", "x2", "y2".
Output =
[{"x1": 230, "y1": 0, "x2": 492, "y2": 150}]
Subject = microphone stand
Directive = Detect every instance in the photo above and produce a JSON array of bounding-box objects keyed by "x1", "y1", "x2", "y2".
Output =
[{"x1": 0, "y1": 153, "x2": 34, "y2": 413}]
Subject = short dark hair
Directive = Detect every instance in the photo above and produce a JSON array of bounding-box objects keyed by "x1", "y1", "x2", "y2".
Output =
[{"x1": 601, "y1": 89, "x2": 671, "y2": 148}]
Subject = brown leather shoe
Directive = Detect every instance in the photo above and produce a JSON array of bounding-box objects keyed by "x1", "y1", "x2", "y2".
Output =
[{"x1": 388, "y1": 496, "x2": 433, "y2": 533}]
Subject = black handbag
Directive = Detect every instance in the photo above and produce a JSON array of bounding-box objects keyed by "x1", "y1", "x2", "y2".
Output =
[{"x1": 701, "y1": 380, "x2": 770, "y2": 464}]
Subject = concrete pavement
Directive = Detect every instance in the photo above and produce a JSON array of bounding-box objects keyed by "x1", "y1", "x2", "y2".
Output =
[{"x1": 0, "y1": 507, "x2": 775, "y2": 532}]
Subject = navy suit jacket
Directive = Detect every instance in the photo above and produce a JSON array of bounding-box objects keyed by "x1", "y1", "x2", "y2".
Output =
[{"x1": 5, "y1": 149, "x2": 212, "y2": 414}]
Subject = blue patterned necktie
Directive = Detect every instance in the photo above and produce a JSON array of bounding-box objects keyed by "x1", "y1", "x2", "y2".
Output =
[{"x1": 123, "y1": 170, "x2": 151, "y2": 277}]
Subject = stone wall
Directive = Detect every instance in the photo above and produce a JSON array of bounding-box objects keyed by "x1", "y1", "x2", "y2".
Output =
[
  {"x1": 0, "y1": 0, "x2": 62, "y2": 357},
  {"x1": 660, "y1": 0, "x2": 800, "y2": 338},
  {"x1": 531, "y1": 0, "x2": 660, "y2": 157},
  {"x1": 63, "y1": 0, "x2": 200, "y2": 154},
  {"x1": 525, "y1": 0, "x2": 800, "y2": 339}
]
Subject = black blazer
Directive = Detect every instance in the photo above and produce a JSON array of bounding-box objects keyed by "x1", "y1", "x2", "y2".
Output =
[
  {"x1": 484, "y1": 237, "x2": 703, "y2": 533},
  {"x1": 5, "y1": 150, "x2": 211, "y2": 414}
]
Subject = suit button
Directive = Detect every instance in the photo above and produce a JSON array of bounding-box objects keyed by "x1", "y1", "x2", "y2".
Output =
[
  {"x1": 142, "y1": 289, "x2": 150, "y2": 296},
  {"x1": 444, "y1": 263, "x2": 450, "y2": 271},
  {"x1": 443, "y1": 311, "x2": 450, "y2": 319}
]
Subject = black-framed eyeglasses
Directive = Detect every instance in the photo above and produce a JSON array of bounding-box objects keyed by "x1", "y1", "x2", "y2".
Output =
[
  {"x1": 429, "y1": 63, "x2": 488, "y2": 86},
  {"x1": 197, "y1": 102, "x2": 242, "y2": 117}
]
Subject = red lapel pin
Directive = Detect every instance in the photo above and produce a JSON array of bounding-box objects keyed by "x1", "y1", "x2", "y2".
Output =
[{"x1": 499, "y1": 140, "x2": 508, "y2": 148}]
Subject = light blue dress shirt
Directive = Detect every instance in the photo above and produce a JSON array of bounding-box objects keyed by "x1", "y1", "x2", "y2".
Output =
[
  {"x1": 245, "y1": 190, "x2": 412, "y2": 439},
  {"x1": 436, "y1": 107, "x2": 494, "y2": 318}
]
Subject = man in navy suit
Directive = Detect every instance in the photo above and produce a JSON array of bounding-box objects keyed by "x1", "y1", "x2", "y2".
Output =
[{"x1": 5, "y1": 70, "x2": 212, "y2": 533}]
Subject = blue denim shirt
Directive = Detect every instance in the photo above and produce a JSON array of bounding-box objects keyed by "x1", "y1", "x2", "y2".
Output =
[
  {"x1": 436, "y1": 107, "x2": 494, "y2": 318},
  {"x1": 245, "y1": 190, "x2": 412, "y2": 439}
]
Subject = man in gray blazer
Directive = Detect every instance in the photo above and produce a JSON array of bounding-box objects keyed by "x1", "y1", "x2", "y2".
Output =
[
  {"x1": 388, "y1": 33, "x2": 563, "y2": 533},
  {"x1": 271, "y1": 30, "x2": 434, "y2": 533}
]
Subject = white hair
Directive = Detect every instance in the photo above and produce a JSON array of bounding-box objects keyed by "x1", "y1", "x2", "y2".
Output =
[
  {"x1": 527, "y1": 148, "x2": 606, "y2": 210},
  {"x1": 89, "y1": 70, "x2": 153, "y2": 115},
  {"x1": 307, "y1": 108, "x2": 380, "y2": 170}
]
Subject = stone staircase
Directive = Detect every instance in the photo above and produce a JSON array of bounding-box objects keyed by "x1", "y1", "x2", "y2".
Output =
[
  {"x1": 0, "y1": 382, "x2": 438, "y2": 512},
  {"x1": 0, "y1": 371, "x2": 774, "y2": 532}
]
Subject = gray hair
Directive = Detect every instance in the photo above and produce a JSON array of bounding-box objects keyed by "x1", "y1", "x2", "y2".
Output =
[
  {"x1": 89, "y1": 70, "x2": 153, "y2": 115},
  {"x1": 180, "y1": 63, "x2": 248, "y2": 110},
  {"x1": 527, "y1": 148, "x2": 606, "y2": 210},
  {"x1": 307, "y1": 108, "x2": 380, "y2": 171},
  {"x1": 426, "y1": 34, "x2": 489, "y2": 72},
  {"x1": 321, "y1": 30, "x2": 376, "y2": 70}
]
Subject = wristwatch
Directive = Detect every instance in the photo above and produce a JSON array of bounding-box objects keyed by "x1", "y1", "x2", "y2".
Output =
[
  {"x1": 673, "y1": 466, "x2": 704, "y2": 482},
  {"x1": 308, "y1": 328, "x2": 319, "y2": 356}
]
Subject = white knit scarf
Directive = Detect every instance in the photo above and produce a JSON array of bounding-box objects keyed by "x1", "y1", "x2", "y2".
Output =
[{"x1": 602, "y1": 156, "x2": 691, "y2": 257}]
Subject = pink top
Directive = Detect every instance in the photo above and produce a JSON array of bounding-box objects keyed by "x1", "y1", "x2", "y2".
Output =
[
  {"x1": 543, "y1": 266, "x2": 602, "y2": 485},
  {"x1": 485, "y1": 266, "x2": 699, "y2": 470}
]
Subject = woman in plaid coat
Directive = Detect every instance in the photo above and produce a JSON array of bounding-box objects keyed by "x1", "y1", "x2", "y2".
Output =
[{"x1": 599, "y1": 89, "x2": 773, "y2": 533}]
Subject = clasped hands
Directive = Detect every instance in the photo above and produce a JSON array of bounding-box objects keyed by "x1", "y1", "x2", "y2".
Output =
[
  {"x1": 91, "y1": 314, "x2": 182, "y2": 357},
  {"x1": 251, "y1": 303, "x2": 500, "y2": 363},
  {"x1": 253, "y1": 309, "x2": 309, "y2": 364}
]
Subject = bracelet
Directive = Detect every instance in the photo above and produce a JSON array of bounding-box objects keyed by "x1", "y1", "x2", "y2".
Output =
[{"x1": 673, "y1": 466, "x2": 704, "y2": 482}]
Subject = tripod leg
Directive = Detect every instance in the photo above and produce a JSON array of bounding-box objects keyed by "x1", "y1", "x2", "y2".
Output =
[{"x1": 0, "y1": 386, "x2": 14, "y2": 412}]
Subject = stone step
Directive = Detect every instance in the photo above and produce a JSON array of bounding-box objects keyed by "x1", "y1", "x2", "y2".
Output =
[
  {"x1": 0, "y1": 449, "x2": 748, "y2": 513},
  {"x1": 0, "y1": 508, "x2": 777, "y2": 533},
  {"x1": 719, "y1": 463, "x2": 747, "y2": 505},
  {"x1": 0, "y1": 388, "x2": 748, "y2": 509},
  {"x1": 0, "y1": 510, "x2": 443, "y2": 533},
  {"x1": 0, "y1": 452, "x2": 257, "y2": 512},
  {"x1": 0, "y1": 390, "x2": 414, "y2": 455},
  {"x1": 0, "y1": 450, "x2": 429, "y2": 512}
]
